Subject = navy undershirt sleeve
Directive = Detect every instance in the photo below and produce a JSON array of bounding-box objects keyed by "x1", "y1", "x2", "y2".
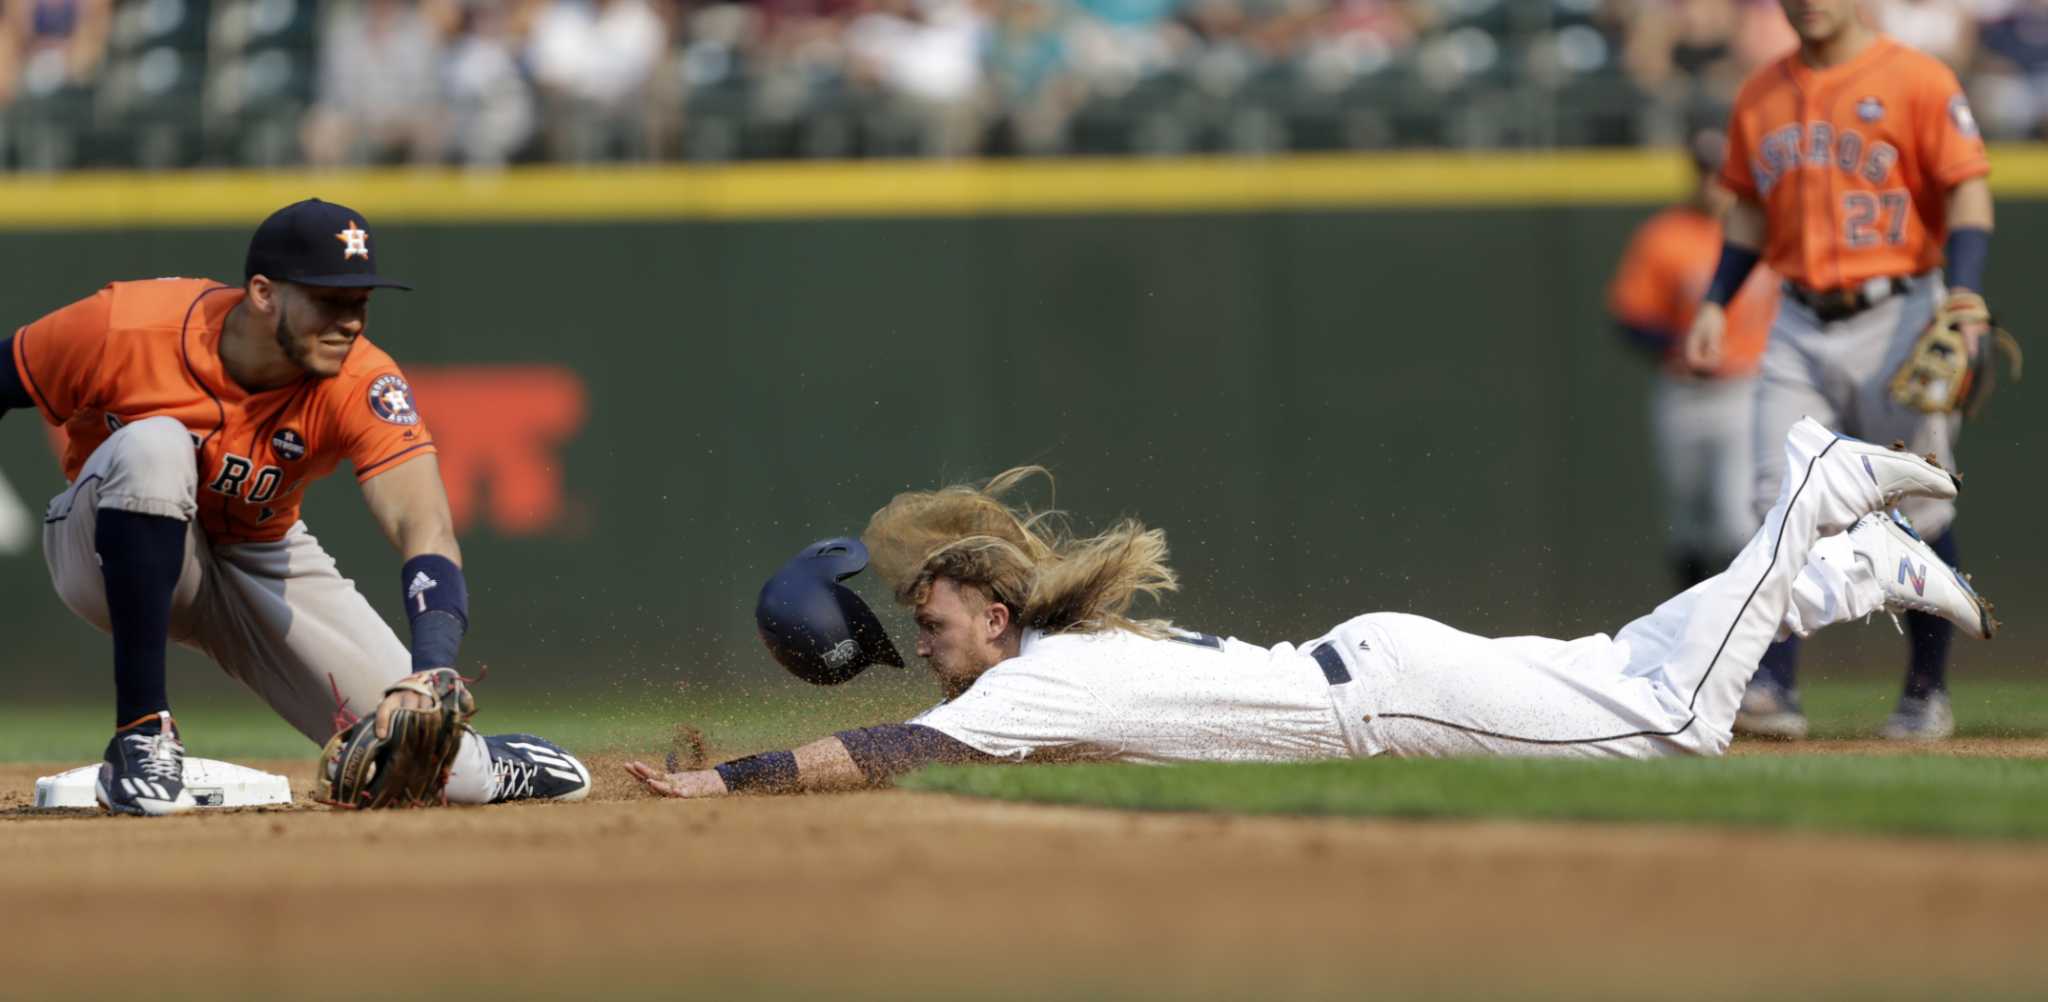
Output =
[
  {"x1": 834, "y1": 724, "x2": 1003, "y2": 785},
  {"x1": 0, "y1": 336, "x2": 31, "y2": 416}
]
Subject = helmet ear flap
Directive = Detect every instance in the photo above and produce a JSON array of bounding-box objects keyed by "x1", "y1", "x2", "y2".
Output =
[{"x1": 756, "y1": 538, "x2": 906, "y2": 685}]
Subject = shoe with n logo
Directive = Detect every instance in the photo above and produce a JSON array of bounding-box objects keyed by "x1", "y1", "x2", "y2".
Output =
[
  {"x1": 483, "y1": 734, "x2": 592, "y2": 803},
  {"x1": 1849, "y1": 510, "x2": 1996, "y2": 641},
  {"x1": 95, "y1": 711, "x2": 197, "y2": 816},
  {"x1": 1879, "y1": 691, "x2": 1956, "y2": 742}
]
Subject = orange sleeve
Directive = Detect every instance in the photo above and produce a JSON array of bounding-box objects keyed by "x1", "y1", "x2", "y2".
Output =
[
  {"x1": 1608, "y1": 221, "x2": 1681, "y2": 335},
  {"x1": 12, "y1": 287, "x2": 114, "y2": 425},
  {"x1": 344, "y1": 368, "x2": 438, "y2": 482},
  {"x1": 1921, "y1": 63, "x2": 1990, "y2": 188},
  {"x1": 1718, "y1": 105, "x2": 1759, "y2": 202}
]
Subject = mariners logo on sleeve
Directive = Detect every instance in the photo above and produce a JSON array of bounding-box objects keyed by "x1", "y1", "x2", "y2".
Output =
[
  {"x1": 270, "y1": 428, "x2": 307, "y2": 462},
  {"x1": 367, "y1": 374, "x2": 421, "y2": 426}
]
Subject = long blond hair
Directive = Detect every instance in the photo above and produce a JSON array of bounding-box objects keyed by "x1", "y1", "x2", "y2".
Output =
[{"x1": 861, "y1": 467, "x2": 1179, "y2": 637}]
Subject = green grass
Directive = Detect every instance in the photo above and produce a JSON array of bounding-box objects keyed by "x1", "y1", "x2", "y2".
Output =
[
  {"x1": 906, "y1": 753, "x2": 2048, "y2": 841},
  {"x1": 0, "y1": 673, "x2": 937, "y2": 763},
  {"x1": 1799, "y1": 679, "x2": 2048, "y2": 738}
]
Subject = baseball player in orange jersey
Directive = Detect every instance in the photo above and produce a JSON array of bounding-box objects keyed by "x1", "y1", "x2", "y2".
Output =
[
  {"x1": 1609, "y1": 129, "x2": 1780, "y2": 591},
  {"x1": 1682, "y1": 0, "x2": 1995, "y2": 740},
  {"x1": 0, "y1": 199, "x2": 591, "y2": 814}
]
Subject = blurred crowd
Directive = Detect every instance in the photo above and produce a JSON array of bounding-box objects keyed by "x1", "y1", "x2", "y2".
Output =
[{"x1": 2, "y1": 0, "x2": 2047, "y2": 169}]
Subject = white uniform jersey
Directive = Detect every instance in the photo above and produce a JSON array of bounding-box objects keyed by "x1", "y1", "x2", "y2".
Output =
[{"x1": 911, "y1": 628, "x2": 1353, "y2": 764}]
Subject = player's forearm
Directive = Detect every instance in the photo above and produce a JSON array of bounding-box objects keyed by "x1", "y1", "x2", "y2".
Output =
[
  {"x1": 1944, "y1": 179, "x2": 1994, "y2": 293},
  {"x1": 701, "y1": 727, "x2": 998, "y2": 797},
  {"x1": 1721, "y1": 197, "x2": 1766, "y2": 250},
  {"x1": 1702, "y1": 199, "x2": 1766, "y2": 307},
  {"x1": 702, "y1": 738, "x2": 857, "y2": 796}
]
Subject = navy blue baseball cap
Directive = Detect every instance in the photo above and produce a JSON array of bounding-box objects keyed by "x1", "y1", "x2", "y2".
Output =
[{"x1": 244, "y1": 198, "x2": 412, "y2": 290}]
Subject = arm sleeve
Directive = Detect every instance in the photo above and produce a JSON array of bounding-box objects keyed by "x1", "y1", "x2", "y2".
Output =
[
  {"x1": 1924, "y1": 68, "x2": 1991, "y2": 188},
  {"x1": 12, "y1": 288, "x2": 115, "y2": 424},
  {"x1": 909, "y1": 660, "x2": 1121, "y2": 761},
  {"x1": 834, "y1": 724, "x2": 1004, "y2": 785},
  {"x1": 342, "y1": 368, "x2": 438, "y2": 482},
  {"x1": 1717, "y1": 111, "x2": 1760, "y2": 202}
]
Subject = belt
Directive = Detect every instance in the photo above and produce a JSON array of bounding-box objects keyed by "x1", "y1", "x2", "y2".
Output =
[
  {"x1": 1782, "y1": 276, "x2": 1909, "y2": 324},
  {"x1": 1310, "y1": 641, "x2": 1352, "y2": 685}
]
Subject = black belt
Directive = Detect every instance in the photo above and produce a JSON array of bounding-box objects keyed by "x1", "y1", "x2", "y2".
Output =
[
  {"x1": 1310, "y1": 641, "x2": 1352, "y2": 685},
  {"x1": 1782, "y1": 277, "x2": 1909, "y2": 324}
]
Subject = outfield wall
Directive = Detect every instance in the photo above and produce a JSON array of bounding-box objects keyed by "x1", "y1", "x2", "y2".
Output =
[{"x1": 1, "y1": 152, "x2": 2040, "y2": 697}]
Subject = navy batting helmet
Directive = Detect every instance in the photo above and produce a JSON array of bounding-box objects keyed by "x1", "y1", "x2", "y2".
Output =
[{"x1": 756, "y1": 537, "x2": 905, "y2": 686}]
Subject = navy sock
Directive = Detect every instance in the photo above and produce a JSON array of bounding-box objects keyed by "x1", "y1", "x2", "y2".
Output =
[
  {"x1": 1759, "y1": 635, "x2": 1801, "y2": 691},
  {"x1": 1903, "y1": 529, "x2": 1959, "y2": 701},
  {"x1": 95, "y1": 509, "x2": 185, "y2": 727}
]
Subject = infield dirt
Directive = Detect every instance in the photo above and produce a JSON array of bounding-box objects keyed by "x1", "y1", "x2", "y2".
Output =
[{"x1": 4, "y1": 746, "x2": 2047, "y2": 1001}]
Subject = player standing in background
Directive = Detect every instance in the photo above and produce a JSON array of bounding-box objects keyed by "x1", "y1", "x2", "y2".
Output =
[
  {"x1": 1608, "y1": 127, "x2": 1780, "y2": 592},
  {"x1": 1682, "y1": 0, "x2": 1994, "y2": 740},
  {"x1": 0, "y1": 199, "x2": 590, "y2": 814}
]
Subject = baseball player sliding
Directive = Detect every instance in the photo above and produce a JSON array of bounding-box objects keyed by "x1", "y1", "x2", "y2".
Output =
[
  {"x1": 1684, "y1": 0, "x2": 2003, "y2": 740},
  {"x1": 0, "y1": 199, "x2": 590, "y2": 815},
  {"x1": 626, "y1": 420, "x2": 1994, "y2": 798}
]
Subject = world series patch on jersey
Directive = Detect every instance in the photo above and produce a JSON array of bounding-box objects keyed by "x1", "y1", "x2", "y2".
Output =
[
  {"x1": 8, "y1": 278, "x2": 438, "y2": 543},
  {"x1": 1719, "y1": 37, "x2": 1989, "y2": 292}
]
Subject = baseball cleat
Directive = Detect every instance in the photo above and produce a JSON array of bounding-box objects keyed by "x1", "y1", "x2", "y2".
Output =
[
  {"x1": 483, "y1": 734, "x2": 592, "y2": 803},
  {"x1": 1878, "y1": 691, "x2": 1956, "y2": 742},
  {"x1": 1787, "y1": 418, "x2": 1959, "y2": 534},
  {"x1": 1732, "y1": 678, "x2": 1809, "y2": 741},
  {"x1": 95, "y1": 711, "x2": 197, "y2": 816},
  {"x1": 1848, "y1": 511, "x2": 1998, "y2": 641}
]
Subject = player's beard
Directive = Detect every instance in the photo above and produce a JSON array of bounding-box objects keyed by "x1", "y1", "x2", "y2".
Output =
[{"x1": 274, "y1": 308, "x2": 340, "y2": 378}]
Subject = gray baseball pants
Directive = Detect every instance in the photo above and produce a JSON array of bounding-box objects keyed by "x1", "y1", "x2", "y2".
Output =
[
  {"x1": 1653, "y1": 372, "x2": 1757, "y2": 563},
  {"x1": 42, "y1": 416, "x2": 496, "y2": 802},
  {"x1": 1753, "y1": 271, "x2": 1961, "y2": 538}
]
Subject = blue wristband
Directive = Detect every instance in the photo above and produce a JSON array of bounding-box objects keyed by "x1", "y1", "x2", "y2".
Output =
[
  {"x1": 401, "y1": 554, "x2": 468, "y2": 669},
  {"x1": 1944, "y1": 227, "x2": 1990, "y2": 293},
  {"x1": 1704, "y1": 244, "x2": 1761, "y2": 306},
  {"x1": 714, "y1": 751, "x2": 799, "y2": 794}
]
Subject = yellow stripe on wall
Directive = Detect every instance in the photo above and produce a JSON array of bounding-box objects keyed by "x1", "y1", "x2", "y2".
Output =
[{"x1": 0, "y1": 146, "x2": 2045, "y2": 226}]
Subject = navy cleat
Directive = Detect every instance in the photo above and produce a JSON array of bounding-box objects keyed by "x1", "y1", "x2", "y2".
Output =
[
  {"x1": 484, "y1": 734, "x2": 592, "y2": 803},
  {"x1": 95, "y1": 711, "x2": 197, "y2": 816}
]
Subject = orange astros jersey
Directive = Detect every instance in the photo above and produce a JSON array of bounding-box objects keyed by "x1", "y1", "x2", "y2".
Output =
[
  {"x1": 1609, "y1": 205, "x2": 1781, "y2": 379},
  {"x1": 1718, "y1": 36, "x2": 1989, "y2": 292},
  {"x1": 9, "y1": 278, "x2": 436, "y2": 544}
]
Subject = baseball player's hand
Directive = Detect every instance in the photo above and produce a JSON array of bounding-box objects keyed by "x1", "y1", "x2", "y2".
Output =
[
  {"x1": 623, "y1": 760, "x2": 730, "y2": 798},
  {"x1": 374, "y1": 668, "x2": 452, "y2": 739},
  {"x1": 1683, "y1": 303, "x2": 1726, "y2": 372},
  {"x1": 1943, "y1": 289, "x2": 1991, "y2": 359}
]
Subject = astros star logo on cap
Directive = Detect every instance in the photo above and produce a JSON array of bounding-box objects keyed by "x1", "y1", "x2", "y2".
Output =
[{"x1": 336, "y1": 221, "x2": 370, "y2": 261}]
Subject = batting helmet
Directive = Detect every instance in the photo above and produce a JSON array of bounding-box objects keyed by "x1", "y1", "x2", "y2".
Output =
[{"x1": 755, "y1": 537, "x2": 905, "y2": 686}]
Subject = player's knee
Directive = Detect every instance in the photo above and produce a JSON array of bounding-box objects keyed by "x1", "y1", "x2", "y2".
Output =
[{"x1": 98, "y1": 417, "x2": 200, "y2": 514}]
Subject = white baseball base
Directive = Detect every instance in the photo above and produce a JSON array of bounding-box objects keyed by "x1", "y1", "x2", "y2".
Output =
[{"x1": 33, "y1": 758, "x2": 292, "y2": 810}]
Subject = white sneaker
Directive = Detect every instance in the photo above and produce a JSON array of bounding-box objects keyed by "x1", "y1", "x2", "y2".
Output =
[
  {"x1": 1733, "y1": 679, "x2": 1809, "y2": 740},
  {"x1": 1878, "y1": 691, "x2": 1956, "y2": 741},
  {"x1": 1787, "y1": 418, "x2": 1960, "y2": 535},
  {"x1": 1848, "y1": 511, "x2": 1997, "y2": 640}
]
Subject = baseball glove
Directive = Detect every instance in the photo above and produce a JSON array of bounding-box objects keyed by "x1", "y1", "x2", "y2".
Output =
[
  {"x1": 314, "y1": 668, "x2": 476, "y2": 809},
  {"x1": 1889, "y1": 291, "x2": 2024, "y2": 417}
]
